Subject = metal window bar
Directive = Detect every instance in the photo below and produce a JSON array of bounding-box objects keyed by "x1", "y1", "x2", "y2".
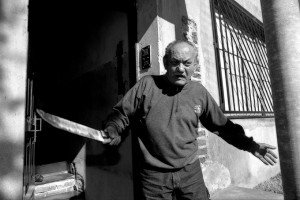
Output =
[
  {"x1": 211, "y1": 0, "x2": 274, "y2": 118},
  {"x1": 230, "y1": 8, "x2": 274, "y2": 110}
]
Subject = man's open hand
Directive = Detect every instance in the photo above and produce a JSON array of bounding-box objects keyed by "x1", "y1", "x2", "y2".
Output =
[{"x1": 252, "y1": 143, "x2": 278, "y2": 165}]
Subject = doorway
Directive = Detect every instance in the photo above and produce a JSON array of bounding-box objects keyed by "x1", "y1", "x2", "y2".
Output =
[{"x1": 24, "y1": 0, "x2": 137, "y2": 199}]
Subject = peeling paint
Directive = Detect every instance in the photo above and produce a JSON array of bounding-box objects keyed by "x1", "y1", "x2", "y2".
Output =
[{"x1": 182, "y1": 16, "x2": 198, "y2": 44}]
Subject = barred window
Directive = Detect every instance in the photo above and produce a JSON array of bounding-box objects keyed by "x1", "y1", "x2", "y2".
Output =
[{"x1": 211, "y1": 0, "x2": 274, "y2": 118}]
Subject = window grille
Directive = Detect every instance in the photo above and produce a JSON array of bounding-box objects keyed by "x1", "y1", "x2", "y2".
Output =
[{"x1": 211, "y1": 0, "x2": 274, "y2": 118}]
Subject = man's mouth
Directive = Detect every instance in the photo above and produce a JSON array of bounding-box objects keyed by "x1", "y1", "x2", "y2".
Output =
[
  {"x1": 175, "y1": 74, "x2": 185, "y2": 79},
  {"x1": 175, "y1": 74, "x2": 186, "y2": 80}
]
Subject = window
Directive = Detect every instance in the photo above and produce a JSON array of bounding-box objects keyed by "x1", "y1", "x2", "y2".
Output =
[{"x1": 211, "y1": 0, "x2": 274, "y2": 118}]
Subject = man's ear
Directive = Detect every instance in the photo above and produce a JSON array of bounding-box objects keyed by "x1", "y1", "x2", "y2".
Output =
[
  {"x1": 194, "y1": 56, "x2": 199, "y2": 65},
  {"x1": 163, "y1": 55, "x2": 168, "y2": 69}
]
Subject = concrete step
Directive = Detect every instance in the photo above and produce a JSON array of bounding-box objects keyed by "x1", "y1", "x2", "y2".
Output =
[
  {"x1": 36, "y1": 191, "x2": 83, "y2": 200},
  {"x1": 211, "y1": 186, "x2": 283, "y2": 200},
  {"x1": 34, "y1": 173, "x2": 77, "y2": 199},
  {"x1": 36, "y1": 162, "x2": 70, "y2": 176}
]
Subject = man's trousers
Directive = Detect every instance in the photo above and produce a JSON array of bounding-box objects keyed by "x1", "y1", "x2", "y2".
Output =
[{"x1": 139, "y1": 159, "x2": 210, "y2": 200}]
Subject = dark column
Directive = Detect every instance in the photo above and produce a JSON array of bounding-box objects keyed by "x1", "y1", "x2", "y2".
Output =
[{"x1": 260, "y1": 0, "x2": 300, "y2": 199}]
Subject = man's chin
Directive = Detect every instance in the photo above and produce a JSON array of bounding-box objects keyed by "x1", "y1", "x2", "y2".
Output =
[
  {"x1": 173, "y1": 79, "x2": 187, "y2": 86},
  {"x1": 166, "y1": 76, "x2": 187, "y2": 86}
]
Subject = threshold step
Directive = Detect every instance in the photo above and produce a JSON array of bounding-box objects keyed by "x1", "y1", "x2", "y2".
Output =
[
  {"x1": 36, "y1": 190, "x2": 83, "y2": 200},
  {"x1": 34, "y1": 173, "x2": 77, "y2": 199},
  {"x1": 36, "y1": 162, "x2": 70, "y2": 176}
]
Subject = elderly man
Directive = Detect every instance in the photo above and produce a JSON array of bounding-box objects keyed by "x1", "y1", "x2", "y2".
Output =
[{"x1": 104, "y1": 40, "x2": 277, "y2": 200}]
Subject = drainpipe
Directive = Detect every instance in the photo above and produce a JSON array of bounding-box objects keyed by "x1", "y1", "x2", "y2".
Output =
[{"x1": 260, "y1": 0, "x2": 300, "y2": 199}]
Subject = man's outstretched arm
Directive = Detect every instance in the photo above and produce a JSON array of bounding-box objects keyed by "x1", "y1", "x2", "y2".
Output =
[
  {"x1": 214, "y1": 120, "x2": 278, "y2": 166},
  {"x1": 250, "y1": 142, "x2": 278, "y2": 165},
  {"x1": 200, "y1": 87, "x2": 278, "y2": 165}
]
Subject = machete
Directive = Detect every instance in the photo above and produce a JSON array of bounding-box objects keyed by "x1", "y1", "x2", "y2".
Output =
[{"x1": 36, "y1": 109, "x2": 111, "y2": 143}]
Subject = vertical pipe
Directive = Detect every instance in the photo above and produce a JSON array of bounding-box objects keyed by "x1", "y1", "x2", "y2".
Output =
[{"x1": 261, "y1": 0, "x2": 300, "y2": 199}]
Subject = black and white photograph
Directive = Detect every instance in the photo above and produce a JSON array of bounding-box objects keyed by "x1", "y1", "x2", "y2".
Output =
[{"x1": 0, "y1": 0, "x2": 299, "y2": 199}]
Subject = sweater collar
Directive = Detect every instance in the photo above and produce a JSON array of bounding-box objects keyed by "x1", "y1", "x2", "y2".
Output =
[{"x1": 162, "y1": 75, "x2": 191, "y2": 93}]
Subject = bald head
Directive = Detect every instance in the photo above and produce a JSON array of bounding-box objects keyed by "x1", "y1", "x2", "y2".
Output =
[
  {"x1": 164, "y1": 40, "x2": 198, "y2": 67},
  {"x1": 163, "y1": 40, "x2": 198, "y2": 86}
]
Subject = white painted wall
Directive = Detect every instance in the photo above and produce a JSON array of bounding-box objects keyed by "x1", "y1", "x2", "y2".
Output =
[
  {"x1": 0, "y1": 0, "x2": 28, "y2": 199},
  {"x1": 199, "y1": 0, "x2": 281, "y2": 188},
  {"x1": 136, "y1": 0, "x2": 204, "y2": 79}
]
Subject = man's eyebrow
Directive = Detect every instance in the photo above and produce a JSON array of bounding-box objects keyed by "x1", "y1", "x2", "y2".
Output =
[
  {"x1": 184, "y1": 58, "x2": 193, "y2": 62},
  {"x1": 170, "y1": 58, "x2": 180, "y2": 62}
]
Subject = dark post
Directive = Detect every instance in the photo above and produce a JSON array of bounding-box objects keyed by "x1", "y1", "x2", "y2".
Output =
[{"x1": 260, "y1": 0, "x2": 300, "y2": 199}]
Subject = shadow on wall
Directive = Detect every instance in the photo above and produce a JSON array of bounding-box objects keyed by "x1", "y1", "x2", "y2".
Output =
[
  {"x1": 0, "y1": 0, "x2": 28, "y2": 199},
  {"x1": 137, "y1": 0, "x2": 189, "y2": 42}
]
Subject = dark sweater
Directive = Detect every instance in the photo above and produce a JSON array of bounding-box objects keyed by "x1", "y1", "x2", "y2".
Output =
[{"x1": 106, "y1": 75, "x2": 256, "y2": 169}]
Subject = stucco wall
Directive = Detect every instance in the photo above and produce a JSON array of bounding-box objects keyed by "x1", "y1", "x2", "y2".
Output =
[
  {"x1": 136, "y1": 0, "x2": 203, "y2": 79},
  {"x1": 136, "y1": 0, "x2": 161, "y2": 79},
  {"x1": 208, "y1": 118, "x2": 280, "y2": 187},
  {"x1": 234, "y1": 0, "x2": 262, "y2": 21},
  {"x1": 0, "y1": 0, "x2": 28, "y2": 199},
  {"x1": 199, "y1": 0, "x2": 281, "y2": 188}
]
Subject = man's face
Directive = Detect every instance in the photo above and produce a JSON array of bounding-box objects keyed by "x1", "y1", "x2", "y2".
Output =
[{"x1": 165, "y1": 42, "x2": 197, "y2": 86}]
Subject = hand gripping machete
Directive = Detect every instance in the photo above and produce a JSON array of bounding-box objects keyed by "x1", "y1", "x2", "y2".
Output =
[{"x1": 36, "y1": 109, "x2": 111, "y2": 143}]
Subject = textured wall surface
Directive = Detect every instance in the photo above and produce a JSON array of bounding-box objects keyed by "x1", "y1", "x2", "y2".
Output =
[
  {"x1": 136, "y1": 0, "x2": 202, "y2": 79},
  {"x1": 261, "y1": 0, "x2": 300, "y2": 199},
  {"x1": 209, "y1": 118, "x2": 280, "y2": 187},
  {"x1": 198, "y1": 0, "x2": 281, "y2": 188},
  {"x1": 0, "y1": 0, "x2": 28, "y2": 199}
]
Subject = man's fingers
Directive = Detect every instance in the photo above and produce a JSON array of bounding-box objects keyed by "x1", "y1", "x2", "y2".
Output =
[
  {"x1": 103, "y1": 126, "x2": 121, "y2": 145},
  {"x1": 101, "y1": 130, "x2": 109, "y2": 139},
  {"x1": 264, "y1": 154, "x2": 275, "y2": 166},
  {"x1": 259, "y1": 155, "x2": 269, "y2": 165},
  {"x1": 109, "y1": 136, "x2": 121, "y2": 146},
  {"x1": 266, "y1": 153, "x2": 277, "y2": 164},
  {"x1": 102, "y1": 139, "x2": 112, "y2": 144},
  {"x1": 264, "y1": 143, "x2": 276, "y2": 149},
  {"x1": 254, "y1": 143, "x2": 278, "y2": 165},
  {"x1": 109, "y1": 138, "x2": 117, "y2": 145},
  {"x1": 109, "y1": 140, "x2": 116, "y2": 146},
  {"x1": 267, "y1": 149, "x2": 278, "y2": 159}
]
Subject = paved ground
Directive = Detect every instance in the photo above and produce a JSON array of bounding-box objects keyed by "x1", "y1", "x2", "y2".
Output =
[{"x1": 211, "y1": 186, "x2": 284, "y2": 200}]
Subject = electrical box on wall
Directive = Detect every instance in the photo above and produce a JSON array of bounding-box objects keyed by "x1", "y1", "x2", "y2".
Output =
[{"x1": 141, "y1": 45, "x2": 151, "y2": 70}]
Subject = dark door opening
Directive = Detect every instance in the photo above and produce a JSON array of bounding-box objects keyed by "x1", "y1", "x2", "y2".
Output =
[{"x1": 24, "y1": 0, "x2": 137, "y2": 199}]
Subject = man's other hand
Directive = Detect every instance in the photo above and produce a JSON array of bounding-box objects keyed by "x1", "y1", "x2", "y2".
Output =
[
  {"x1": 104, "y1": 126, "x2": 121, "y2": 146},
  {"x1": 252, "y1": 143, "x2": 278, "y2": 166}
]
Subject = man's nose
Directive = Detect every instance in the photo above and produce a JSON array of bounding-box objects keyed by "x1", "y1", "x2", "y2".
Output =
[{"x1": 176, "y1": 63, "x2": 185, "y2": 72}]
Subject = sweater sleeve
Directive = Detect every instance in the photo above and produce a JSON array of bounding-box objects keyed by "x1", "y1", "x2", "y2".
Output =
[
  {"x1": 105, "y1": 77, "x2": 146, "y2": 134},
  {"x1": 200, "y1": 88, "x2": 258, "y2": 153}
]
